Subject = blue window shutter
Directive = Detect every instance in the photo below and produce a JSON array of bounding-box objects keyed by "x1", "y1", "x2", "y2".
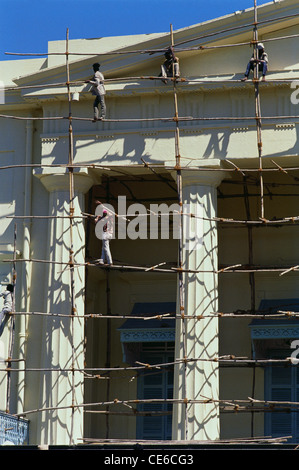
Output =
[
  {"x1": 137, "y1": 347, "x2": 174, "y2": 440},
  {"x1": 266, "y1": 360, "x2": 298, "y2": 441}
]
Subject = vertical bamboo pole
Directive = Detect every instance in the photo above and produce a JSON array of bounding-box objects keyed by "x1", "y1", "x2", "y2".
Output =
[
  {"x1": 6, "y1": 223, "x2": 17, "y2": 413},
  {"x1": 243, "y1": 176, "x2": 255, "y2": 311},
  {"x1": 253, "y1": 0, "x2": 264, "y2": 220},
  {"x1": 65, "y1": 28, "x2": 76, "y2": 445},
  {"x1": 243, "y1": 175, "x2": 256, "y2": 436},
  {"x1": 105, "y1": 179, "x2": 112, "y2": 439},
  {"x1": 170, "y1": 24, "x2": 188, "y2": 440},
  {"x1": 250, "y1": 0, "x2": 263, "y2": 437}
]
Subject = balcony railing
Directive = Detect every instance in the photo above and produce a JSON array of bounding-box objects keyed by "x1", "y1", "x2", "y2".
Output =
[{"x1": 0, "y1": 412, "x2": 29, "y2": 445}]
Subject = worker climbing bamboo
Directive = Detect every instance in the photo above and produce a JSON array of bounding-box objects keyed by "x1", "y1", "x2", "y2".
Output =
[
  {"x1": 85, "y1": 62, "x2": 106, "y2": 122},
  {"x1": 94, "y1": 201, "x2": 113, "y2": 265},
  {"x1": 159, "y1": 46, "x2": 180, "y2": 84},
  {"x1": 0, "y1": 284, "x2": 14, "y2": 337},
  {"x1": 241, "y1": 42, "x2": 268, "y2": 82}
]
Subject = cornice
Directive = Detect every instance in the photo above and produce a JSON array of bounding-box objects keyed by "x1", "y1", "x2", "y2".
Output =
[
  {"x1": 38, "y1": 118, "x2": 299, "y2": 144},
  {"x1": 10, "y1": 1, "x2": 299, "y2": 90},
  {"x1": 16, "y1": 69, "x2": 298, "y2": 104}
]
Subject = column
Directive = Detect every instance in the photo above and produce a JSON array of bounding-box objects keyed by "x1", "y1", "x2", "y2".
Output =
[
  {"x1": 33, "y1": 168, "x2": 94, "y2": 445},
  {"x1": 173, "y1": 169, "x2": 224, "y2": 441}
]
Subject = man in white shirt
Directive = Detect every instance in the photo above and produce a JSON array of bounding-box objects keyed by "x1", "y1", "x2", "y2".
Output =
[
  {"x1": 95, "y1": 205, "x2": 113, "y2": 265},
  {"x1": 86, "y1": 62, "x2": 106, "y2": 122},
  {"x1": 0, "y1": 284, "x2": 14, "y2": 336}
]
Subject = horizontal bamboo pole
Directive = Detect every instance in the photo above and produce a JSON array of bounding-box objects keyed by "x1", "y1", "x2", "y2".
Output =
[
  {"x1": 4, "y1": 257, "x2": 299, "y2": 276},
  {"x1": 2, "y1": 160, "x2": 299, "y2": 176},
  {"x1": 4, "y1": 257, "x2": 299, "y2": 277},
  {"x1": 80, "y1": 436, "x2": 290, "y2": 444},
  {"x1": 1, "y1": 355, "x2": 296, "y2": 375},
  {"x1": 174, "y1": 12, "x2": 299, "y2": 47},
  {"x1": 5, "y1": 18, "x2": 299, "y2": 58},
  {"x1": 7, "y1": 209, "x2": 299, "y2": 226},
  {"x1": 3, "y1": 75, "x2": 298, "y2": 94},
  {"x1": 13, "y1": 391, "x2": 299, "y2": 419},
  {"x1": 1, "y1": 113, "x2": 299, "y2": 123},
  {"x1": 8, "y1": 309, "x2": 299, "y2": 320}
]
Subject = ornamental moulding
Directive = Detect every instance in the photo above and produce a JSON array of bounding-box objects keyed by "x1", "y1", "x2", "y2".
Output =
[
  {"x1": 250, "y1": 325, "x2": 299, "y2": 339},
  {"x1": 119, "y1": 328, "x2": 175, "y2": 343}
]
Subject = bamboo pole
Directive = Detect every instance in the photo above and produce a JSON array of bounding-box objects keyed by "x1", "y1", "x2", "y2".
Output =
[
  {"x1": 66, "y1": 28, "x2": 76, "y2": 446},
  {"x1": 253, "y1": 0, "x2": 265, "y2": 220},
  {"x1": 170, "y1": 24, "x2": 188, "y2": 440},
  {"x1": 5, "y1": 223, "x2": 17, "y2": 413},
  {"x1": 6, "y1": 309, "x2": 299, "y2": 320},
  {"x1": 1, "y1": 113, "x2": 299, "y2": 122},
  {"x1": 5, "y1": 18, "x2": 299, "y2": 57},
  {"x1": 2, "y1": 162, "x2": 299, "y2": 175},
  {"x1": 1, "y1": 354, "x2": 297, "y2": 375},
  {"x1": 80, "y1": 436, "x2": 290, "y2": 444},
  {"x1": 250, "y1": 3, "x2": 262, "y2": 437},
  {"x1": 3, "y1": 74, "x2": 299, "y2": 94},
  {"x1": 5, "y1": 256, "x2": 299, "y2": 276},
  {"x1": 7, "y1": 211, "x2": 299, "y2": 225},
  {"x1": 11, "y1": 393, "x2": 299, "y2": 420}
]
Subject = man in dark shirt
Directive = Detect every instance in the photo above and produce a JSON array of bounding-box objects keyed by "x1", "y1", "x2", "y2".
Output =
[{"x1": 241, "y1": 43, "x2": 268, "y2": 82}]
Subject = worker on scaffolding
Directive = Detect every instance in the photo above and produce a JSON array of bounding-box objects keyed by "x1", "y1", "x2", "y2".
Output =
[
  {"x1": 95, "y1": 202, "x2": 113, "y2": 265},
  {"x1": 241, "y1": 42, "x2": 268, "y2": 82},
  {"x1": 159, "y1": 46, "x2": 180, "y2": 84},
  {"x1": 0, "y1": 284, "x2": 14, "y2": 337},
  {"x1": 85, "y1": 62, "x2": 106, "y2": 122}
]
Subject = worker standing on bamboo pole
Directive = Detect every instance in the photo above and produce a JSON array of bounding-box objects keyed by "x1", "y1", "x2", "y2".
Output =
[
  {"x1": 241, "y1": 43, "x2": 268, "y2": 82},
  {"x1": 94, "y1": 202, "x2": 113, "y2": 265},
  {"x1": 85, "y1": 62, "x2": 106, "y2": 122},
  {"x1": 159, "y1": 46, "x2": 180, "y2": 84},
  {"x1": 0, "y1": 284, "x2": 13, "y2": 337}
]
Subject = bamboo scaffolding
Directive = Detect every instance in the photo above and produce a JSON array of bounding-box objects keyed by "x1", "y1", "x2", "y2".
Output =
[{"x1": 1, "y1": 2, "x2": 299, "y2": 446}]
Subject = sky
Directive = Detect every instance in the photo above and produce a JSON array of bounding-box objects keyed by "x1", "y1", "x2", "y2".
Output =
[{"x1": 0, "y1": 0, "x2": 271, "y2": 62}]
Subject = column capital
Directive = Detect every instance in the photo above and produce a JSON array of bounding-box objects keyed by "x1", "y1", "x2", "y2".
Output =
[
  {"x1": 170, "y1": 160, "x2": 226, "y2": 188},
  {"x1": 33, "y1": 167, "x2": 95, "y2": 193},
  {"x1": 182, "y1": 169, "x2": 225, "y2": 188}
]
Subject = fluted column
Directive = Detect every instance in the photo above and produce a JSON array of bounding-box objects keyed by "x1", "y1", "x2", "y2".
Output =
[
  {"x1": 33, "y1": 168, "x2": 94, "y2": 445},
  {"x1": 173, "y1": 169, "x2": 224, "y2": 441}
]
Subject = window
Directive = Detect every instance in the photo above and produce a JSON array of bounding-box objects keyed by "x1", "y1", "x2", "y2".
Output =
[
  {"x1": 250, "y1": 299, "x2": 299, "y2": 442},
  {"x1": 265, "y1": 350, "x2": 299, "y2": 442},
  {"x1": 136, "y1": 342, "x2": 174, "y2": 440},
  {"x1": 117, "y1": 303, "x2": 176, "y2": 439}
]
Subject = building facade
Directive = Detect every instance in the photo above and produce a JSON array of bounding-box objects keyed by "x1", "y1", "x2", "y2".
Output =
[{"x1": 0, "y1": 0, "x2": 299, "y2": 446}]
